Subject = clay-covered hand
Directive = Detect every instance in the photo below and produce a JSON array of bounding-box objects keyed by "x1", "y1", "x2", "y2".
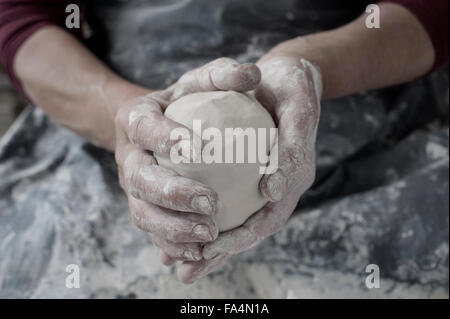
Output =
[
  {"x1": 176, "y1": 55, "x2": 322, "y2": 283},
  {"x1": 114, "y1": 58, "x2": 261, "y2": 266}
]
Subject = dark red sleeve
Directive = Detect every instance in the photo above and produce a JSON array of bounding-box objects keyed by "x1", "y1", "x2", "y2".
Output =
[
  {"x1": 382, "y1": 0, "x2": 449, "y2": 72},
  {"x1": 0, "y1": 0, "x2": 83, "y2": 95}
]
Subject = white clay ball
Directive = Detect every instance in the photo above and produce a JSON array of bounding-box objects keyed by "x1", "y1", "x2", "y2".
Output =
[{"x1": 155, "y1": 91, "x2": 276, "y2": 232}]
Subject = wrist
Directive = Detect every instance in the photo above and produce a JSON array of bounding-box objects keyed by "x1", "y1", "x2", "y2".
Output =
[
  {"x1": 103, "y1": 75, "x2": 152, "y2": 119},
  {"x1": 99, "y1": 76, "x2": 151, "y2": 152},
  {"x1": 261, "y1": 36, "x2": 332, "y2": 99}
]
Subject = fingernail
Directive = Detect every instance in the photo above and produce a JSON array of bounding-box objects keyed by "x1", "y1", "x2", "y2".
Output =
[
  {"x1": 264, "y1": 172, "x2": 287, "y2": 202},
  {"x1": 192, "y1": 224, "x2": 213, "y2": 242},
  {"x1": 210, "y1": 67, "x2": 227, "y2": 88},
  {"x1": 203, "y1": 248, "x2": 219, "y2": 260},
  {"x1": 192, "y1": 195, "x2": 214, "y2": 215}
]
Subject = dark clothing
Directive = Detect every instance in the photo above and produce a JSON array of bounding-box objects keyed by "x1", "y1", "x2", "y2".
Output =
[{"x1": 384, "y1": 0, "x2": 449, "y2": 72}]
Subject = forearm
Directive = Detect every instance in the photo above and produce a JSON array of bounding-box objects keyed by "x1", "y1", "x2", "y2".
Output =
[
  {"x1": 14, "y1": 26, "x2": 150, "y2": 151},
  {"x1": 264, "y1": 2, "x2": 435, "y2": 99}
]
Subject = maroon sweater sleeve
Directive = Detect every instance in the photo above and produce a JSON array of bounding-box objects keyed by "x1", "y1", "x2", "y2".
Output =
[
  {"x1": 382, "y1": 0, "x2": 449, "y2": 72},
  {"x1": 0, "y1": 0, "x2": 83, "y2": 95}
]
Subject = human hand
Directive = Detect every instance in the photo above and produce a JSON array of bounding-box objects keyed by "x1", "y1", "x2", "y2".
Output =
[
  {"x1": 176, "y1": 55, "x2": 323, "y2": 283},
  {"x1": 113, "y1": 58, "x2": 262, "y2": 271}
]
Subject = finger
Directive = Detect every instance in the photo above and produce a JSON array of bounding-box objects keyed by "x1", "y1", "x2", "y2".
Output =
[
  {"x1": 205, "y1": 58, "x2": 261, "y2": 91},
  {"x1": 203, "y1": 188, "x2": 301, "y2": 260},
  {"x1": 259, "y1": 100, "x2": 318, "y2": 202},
  {"x1": 160, "y1": 251, "x2": 177, "y2": 266},
  {"x1": 167, "y1": 58, "x2": 261, "y2": 100},
  {"x1": 151, "y1": 234, "x2": 203, "y2": 262},
  {"x1": 202, "y1": 224, "x2": 260, "y2": 260},
  {"x1": 129, "y1": 197, "x2": 219, "y2": 243},
  {"x1": 177, "y1": 254, "x2": 230, "y2": 284},
  {"x1": 119, "y1": 145, "x2": 219, "y2": 215},
  {"x1": 256, "y1": 56, "x2": 322, "y2": 111},
  {"x1": 115, "y1": 96, "x2": 194, "y2": 156},
  {"x1": 258, "y1": 84, "x2": 319, "y2": 202}
]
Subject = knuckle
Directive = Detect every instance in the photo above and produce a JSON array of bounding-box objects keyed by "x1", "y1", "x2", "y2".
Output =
[
  {"x1": 123, "y1": 165, "x2": 139, "y2": 190},
  {"x1": 214, "y1": 57, "x2": 235, "y2": 65},
  {"x1": 130, "y1": 208, "x2": 146, "y2": 231},
  {"x1": 167, "y1": 232, "x2": 184, "y2": 244},
  {"x1": 285, "y1": 145, "x2": 305, "y2": 172},
  {"x1": 128, "y1": 114, "x2": 146, "y2": 143},
  {"x1": 130, "y1": 204, "x2": 156, "y2": 234},
  {"x1": 114, "y1": 106, "x2": 129, "y2": 129},
  {"x1": 114, "y1": 144, "x2": 136, "y2": 167},
  {"x1": 177, "y1": 70, "x2": 196, "y2": 86},
  {"x1": 127, "y1": 108, "x2": 160, "y2": 146},
  {"x1": 172, "y1": 185, "x2": 190, "y2": 203}
]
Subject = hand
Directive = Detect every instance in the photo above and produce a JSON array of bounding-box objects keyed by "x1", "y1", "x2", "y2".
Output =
[
  {"x1": 176, "y1": 54, "x2": 323, "y2": 283},
  {"x1": 113, "y1": 58, "x2": 261, "y2": 272}
]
